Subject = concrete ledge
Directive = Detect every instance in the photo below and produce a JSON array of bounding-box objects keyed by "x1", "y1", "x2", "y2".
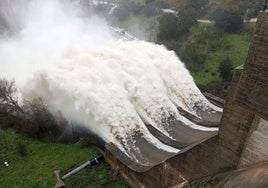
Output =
[
  {"x1": 177, "y1": 107, "x2": 220, "y2": 127},
  {"x1": 105, "y1": 142, "x2": 152, "y2": 172}
]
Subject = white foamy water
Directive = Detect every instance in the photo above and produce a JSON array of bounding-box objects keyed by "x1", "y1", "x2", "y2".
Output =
[
  {"x1": 0, "y1": 0, "x2": 220, "y2": 163},
  {"x1": 142, "y1": 43, "x2": 223, "y2": 115}
]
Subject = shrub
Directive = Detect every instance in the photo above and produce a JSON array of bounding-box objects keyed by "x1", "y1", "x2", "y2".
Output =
[
  {"x1": 178, "y1": 43, "x2": 206, "y2": 71},
  {"x1": 184, "y1": 0, "x2": 210, "y2": 18},
  {"x1": 237, "y1": 0, "x2": 264, "y2": 20},
  {"x1": 218, "y1": 57, "x2": 234, "y2": 81},
  {"x1": 157, "y1": 10, "x2": 196, "y2": 41},
  {"x1": 22, "y1": 98, "x2": 59, "y2": 139},
  {"x1": 0, "y1": 79, "x2": 59, "y2": 140},
  {"x1": 212, "y1": 8, "x2": 244, "y2": 33}
]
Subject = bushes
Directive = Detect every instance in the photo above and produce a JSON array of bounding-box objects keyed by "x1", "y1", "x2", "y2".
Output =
[
  {"x1": 178, "y1": 43, "x2": 206, "y2": 71},
  {"x1": 176, "y1": 25, "x2": 230, "y2": 72},
  {"x1": 218, "y1": 57, "x2": 234, "y2": 81},
  {"x1": 23, "y1": 98, "x2": 58, "y2": 138},
  {"x1": 0, "y1": 79, "x2": 59, "y2": 140},
  {"x1": 235, "y1": 0, "x2": 264, "y2": 20},
  {"x1": 183, "y1": 0, "x2": 210, "y2": 18},
  {"x1": 157, "y1": 13, "x2": 181, "y2": 41},
  {"x1": 157, "y1": 11, "x2": 196, "y2": 41},
  {"x1": 212, "y1": 8, "x2": 244, "y2": 33}
]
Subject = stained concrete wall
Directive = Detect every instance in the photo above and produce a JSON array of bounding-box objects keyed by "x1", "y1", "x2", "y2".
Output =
[
  {"x1": 239, "y1": 117, "x2": 268, "y2": 167},
  {"x1": 236, "y1": 12, "x2": 268, "y2": 120},
  {"x1": 235, "y1": 12, "x2": 268, "y2": 168}
]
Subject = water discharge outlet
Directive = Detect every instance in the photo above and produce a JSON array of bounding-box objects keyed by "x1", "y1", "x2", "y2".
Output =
[{"x1": 54, "y1": 154, "x2": 104, "y2": 188}]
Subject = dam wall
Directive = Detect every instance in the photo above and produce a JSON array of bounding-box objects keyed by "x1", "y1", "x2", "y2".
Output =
[
  {"x1": 236, "y1": 12, "x2": 268, "y2": 119},
  {"x1": 238, "y1": 117, "x2": 268, "y2": 167},
  {"x1": 236, "y1": 12, "x2": 268, "y2": 168},
  {"x1": 104, "y1": 12, "x2": 268, "y2": 188}
]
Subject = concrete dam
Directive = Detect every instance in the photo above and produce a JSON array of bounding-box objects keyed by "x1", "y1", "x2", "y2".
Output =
[
  {"x1": 0, "y1": 0, "x2": 223, "y2": 172},
  {"x1": 0, "y1": 1, "x2": 267, "y2": 187},
  {"x1": 104, "y1": 12, "x2": 268, "y2": 188},
  {"x1": 104, "y1": 98, "x2": 222, "y2": 172}
]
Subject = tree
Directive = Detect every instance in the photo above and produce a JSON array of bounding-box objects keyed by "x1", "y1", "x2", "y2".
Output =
[
  {"x1": 218, "y1": 57, "x2": 234, "y2": 81},
  {"x1": 23, "y1": 98, "x2": 57, "y2": 137},
  {"x1": 184, "y1": 0, "x2": 209, "y2": 17},
  {"x1": 0, "y1": 78, "x2": 23, "y2": 114},
  {"x1": 158, "y1": 13, "x2": 180, "y2": 41},
  {"x1": 0, "y1": 78, "x2": 58, "y2": 138},
  {"x1": 143, "y1": 2, "x2": 159, "y2": 17},
  {"x1": 228, "y1": 0, "x2": 264, "y2": 20},
  {"x1": 157, "y1": 10, "x2": 196, "y2": 41},
  {"x1": 212, "y1": 8, "x2": 243, "y2": 33}
]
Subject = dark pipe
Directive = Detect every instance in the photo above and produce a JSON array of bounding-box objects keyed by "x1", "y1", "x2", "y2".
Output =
[{"x1": 62, "y1": 154, "x2": 104, "y2": 179}]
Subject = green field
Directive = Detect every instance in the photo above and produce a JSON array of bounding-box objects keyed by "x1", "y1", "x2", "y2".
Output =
[
  {"x1": 185, "y1": 24, "x2": 251, "y2": 85},
  {"x1": 0, "y1": 129, "x2": 131, "y2": 188}
]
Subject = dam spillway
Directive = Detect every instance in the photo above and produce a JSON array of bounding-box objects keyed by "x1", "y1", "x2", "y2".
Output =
[
  {"x1": 0, "y1": 0, "x2": 223, "y2": 172},
  {"x1": 21, "y1": 41, "x2": 222, "y2": 172}
]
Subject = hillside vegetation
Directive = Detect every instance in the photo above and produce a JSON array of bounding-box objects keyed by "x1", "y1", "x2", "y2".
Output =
[
  {"x1": 107, "y1": 0, "x2": 259, "y2": 97},
  {"x1": 176, "y1": 24, "x2": 252, "y2": 85}
]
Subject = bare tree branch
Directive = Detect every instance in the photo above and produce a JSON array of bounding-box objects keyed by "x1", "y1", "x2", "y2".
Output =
[{"x1": 0, "y1": 78, "x2": 24, "y2": 114}]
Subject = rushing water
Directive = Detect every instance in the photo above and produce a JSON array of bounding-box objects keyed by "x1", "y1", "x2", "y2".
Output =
[{"x1": 0, "y1": 0, "x2": 221, "y2": 161}]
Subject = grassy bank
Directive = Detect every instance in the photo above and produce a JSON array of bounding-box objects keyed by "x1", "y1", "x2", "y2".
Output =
[
  {"x1": 192, "y1": 32, "x2": 250, "y2": 85},
  {"x1": 0, "y1": 129, "x2": 131, "y2": 188},
  {"x1": 180, "y1": 23, "x2": 251, "y2": 85}
]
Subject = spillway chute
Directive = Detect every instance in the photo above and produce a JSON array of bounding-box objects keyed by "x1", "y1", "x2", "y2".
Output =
[
  {"x1": 19, "y1": 41, "x2": 223, "y2": 170},
  {"x1": 0, "y1": 0, "x2": 225, "y2": 172}
]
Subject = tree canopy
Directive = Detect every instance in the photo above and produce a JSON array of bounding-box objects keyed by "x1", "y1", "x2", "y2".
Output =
[
  {"x1": 212, "y1": 7, "x2": 244, "y2": 33},
  {"x1": 157, "y1": 11, "x2": 196, "y2": 41},
  {"x1": 218, "y1": 57, "x2": 234, "y2": 81}
]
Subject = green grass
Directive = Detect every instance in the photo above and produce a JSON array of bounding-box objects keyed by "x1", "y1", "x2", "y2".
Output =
[
  {"x1": 187, "y1": 24, "x2": 251, "y2": 85},
  {"x1": 0, "y1": 129, "x2": 131, "y2": 188},
  {"x1": 226, "y1": 33, "x2": 250, "y2": 66}
]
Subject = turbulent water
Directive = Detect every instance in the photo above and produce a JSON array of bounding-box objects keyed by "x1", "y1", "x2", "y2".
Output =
[{"x1": 0, "y1": 0, "x2": 221, "y2": 160}]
